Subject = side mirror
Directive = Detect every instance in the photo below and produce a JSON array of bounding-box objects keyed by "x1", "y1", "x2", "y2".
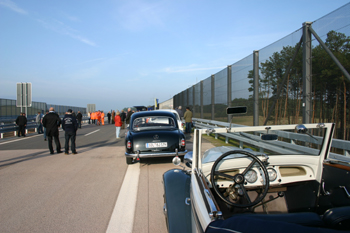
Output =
[
  {"x1": 227, "y1": 106, "x2": 247, "y2": 132},
  {"x1": 295, "y1": 124, "x2": 308, "y2": 134},
  {"x1": 226, "y1": 106, "x2": 247, "y2": 115},
  {"x1": 184, "y1": 152, "x2": 193, "y2": 168},
  {"x1": 261, "y1": 134, "x2": 278, "y2": 141}
]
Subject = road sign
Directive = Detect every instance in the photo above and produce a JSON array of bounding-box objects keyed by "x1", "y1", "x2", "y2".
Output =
[{"x1": 16, "y1": 83, "x2": 32, "y2": 107}]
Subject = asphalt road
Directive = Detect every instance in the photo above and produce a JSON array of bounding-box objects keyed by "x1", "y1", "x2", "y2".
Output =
[{"x1": 0, "y1": 123, "x2": 215, "y2": 233}]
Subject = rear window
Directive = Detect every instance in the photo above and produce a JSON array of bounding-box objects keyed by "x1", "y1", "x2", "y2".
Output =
[{"x1": 132, "y1": 116, "x2": 176, "y2": 131}]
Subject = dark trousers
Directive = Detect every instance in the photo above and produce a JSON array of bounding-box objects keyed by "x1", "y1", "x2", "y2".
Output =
[
  {"x1": 18, "y1": 125, "x2": 25, "y2": 136},
  {"x1": 65, "y1": 131, "x2": 76, "y2": 153},
  {"x1": 48, "y1": 135, "x2": 61, "y2": 153},
  {"x1": 37, "y1": 123, "x2": 43, "y2": 134},
  {"x1": 77, "y1": 120, "x2": 81, "y2": 128},
  {"x1": 186, "y1": 122, "x2": 192, "y2": 134}
]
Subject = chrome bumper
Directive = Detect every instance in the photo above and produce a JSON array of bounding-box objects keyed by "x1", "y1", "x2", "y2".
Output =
[{"x1": 125, "y1": 149, "x2": 187, "y2": 158}]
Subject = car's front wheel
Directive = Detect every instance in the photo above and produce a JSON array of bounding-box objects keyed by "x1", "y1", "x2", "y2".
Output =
[{"x1": 126, "y1": 157, "x2": 133, "y2": 165}]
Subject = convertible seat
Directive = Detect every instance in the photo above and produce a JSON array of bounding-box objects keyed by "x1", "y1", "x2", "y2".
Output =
[
  {"x1": 205, "y1": 215, "x2": 349, "y2": 233},
  {"x1": 232, "y1": 212, "x2": 324, "y2": 227},
  {"x1": 323, "y1": 206, "x2": 350, "y2": 231}
]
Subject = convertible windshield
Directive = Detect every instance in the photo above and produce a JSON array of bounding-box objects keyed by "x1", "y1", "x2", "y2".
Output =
[
  {"x1": 201, "y1": 126, "x2": 327, "y2": 163},
  {"x1": 132, "y1": 116, "x2": 176, "y2": 131}
]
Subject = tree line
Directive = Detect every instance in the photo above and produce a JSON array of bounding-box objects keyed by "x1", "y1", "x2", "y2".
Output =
[{"x1": 248, "y1": 30, "x2": 350, "y2": 140}]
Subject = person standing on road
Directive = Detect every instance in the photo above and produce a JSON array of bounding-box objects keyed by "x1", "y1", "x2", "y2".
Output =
[
  {"x1": 125, "y1": 108, "x2": 133, "y2": 127},
  {"x1": 115, "y1": 111, "x2": 122, "y2": 138},
  {"x1": 36, "y1": 111, "x2": 44, "y2": 134},
  {"x1": 107, "y1": 111, "x2": 111, "y2": 124},
  {"x1": 42, "y1": 111, "x2": 49, "y2": 141},
  {"x1": 42, "y1": 107, "x2": 62, "y2": 154},
  {"x1": 184, "y1": 107, "x2": 193, "y2": 134},
  {"x1": 16, "y1": 112, "x2": 27, "y2": 137},
  {"x1": 97, "y1": 110, "x2": 101, "y2": 126},
  {"x1": 120, "y1": 110, "x2": 126, "y2": 129},
  {"x1": 101, "y1": 111, "x2": 105, "y2": 125},
  {"x1": 91, "y1": 111, "x2": 96, "y2": 125},
  {"x1": 111, "y1": 110, "x2": 115, "y2": 124},
  {"x1": 76, "y1": 111, "x2": 83, "y2": 128},
  {"x1": 62, "y1": 109, "x2": 78, "y2": 155},
  {"x1": 176, "y1": 106, "x2": 184, "y2": 120}
]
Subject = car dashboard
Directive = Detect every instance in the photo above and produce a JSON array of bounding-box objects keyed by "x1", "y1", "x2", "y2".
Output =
[{"x1": 201, "y1": 154, "x2": 320, "y2": 189}]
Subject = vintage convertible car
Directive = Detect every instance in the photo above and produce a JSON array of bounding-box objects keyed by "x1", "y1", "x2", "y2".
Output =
[
  {"x1": 124, "y1": 110, "x2": 187, "y2": 165},
  {"x1": 163, "y1": 109, "x2": 350, "y2": 232},
  {"x1": 156, "y1": 109, "x2": 184, "y2": 132}
]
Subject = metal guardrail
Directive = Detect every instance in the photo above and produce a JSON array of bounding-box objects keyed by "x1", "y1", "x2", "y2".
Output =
[
  {"x1": 0, "y1": 116, "x2": 90, "y2": 139},
  {"x1": 192, "y1": 118, "x2": 350, "y2": 163},
  {"x1": 0, "y1": 121, "x2": 38, "y2": 138}
]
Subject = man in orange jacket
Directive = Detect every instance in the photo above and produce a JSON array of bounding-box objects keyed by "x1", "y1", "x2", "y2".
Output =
[
  {"x1": 97, "y1": 110, "x2": 101, "y2": 126},
  {"x1": 101, "y1": 111, "x2": 105, "y2": 125}
]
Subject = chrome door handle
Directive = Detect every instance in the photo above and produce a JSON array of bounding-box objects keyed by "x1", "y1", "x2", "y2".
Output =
[
  {"x1": 322, "y1": 181, "x2": 331, "y2": 196},
  {"x1": 339, "y1": 186, "x2": 350, "y2": 198}
]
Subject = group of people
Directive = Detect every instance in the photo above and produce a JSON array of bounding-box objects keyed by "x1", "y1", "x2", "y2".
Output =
[
  {"x1": 175, "y1": 106, "x2": 193, "y2": 134},
  {"x1": 114, "y1": 108, "x2": 134, "y2": 138},
  {"x1": 15, "y1": 108, "x2": 79, "y2": 155},
  {"x1": 40, "y1": 107, "x2": 78, "y2": 155},
  {"x1": 89, "y1": 110, "x2": 105, "y2": 125},
  {"x1": 15, "y1": 112, "x2": 27, "y2": 137},
  {"x1": 15, "y1": 106, "x2": 192, "y2": 156}
]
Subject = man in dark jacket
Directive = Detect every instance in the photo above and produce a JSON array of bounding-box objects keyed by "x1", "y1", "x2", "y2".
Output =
[
  {"x1": 120, "y1": 110, "x2": 126, "y2": 129},
  {"x1": 62, "y1": 109, "x2": 78, "y2": 155},
  {"x1": 42, "y1": 107, "x2": 62, "y2": 154},
  {"x1": 176, "y1": 106, "x2": 184, "y2": 120},
  {"x1": 125, "y1": 108, "x2": 133, "y2": 127},
  {"x1": 107, "y1": 111, "x2": 111, "y2": 124},
  {"x1": 76, "y1": 111, "x2": 83, "y2": 128},
  {"x1": 16, "y1": 113, "x2": 27, "y2": 137}
]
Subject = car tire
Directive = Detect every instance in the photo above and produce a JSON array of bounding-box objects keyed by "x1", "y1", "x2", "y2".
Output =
[{"x1": 126, "y1": 157, "x2": 133, "y2": 165}]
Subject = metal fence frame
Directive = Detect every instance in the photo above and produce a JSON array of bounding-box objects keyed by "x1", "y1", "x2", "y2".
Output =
[
  {"x1": 173, "y1": 3, "x2": 350, "y2": 129},
  {"x1": 0, "y1": 98, "x2": 87, "y2": 122}
]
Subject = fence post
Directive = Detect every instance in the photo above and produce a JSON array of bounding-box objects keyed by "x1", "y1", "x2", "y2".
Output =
[
  {"x1": 302, "y1": 22, "x2": 312, "y2": 124},
  {"x1": 227, "y1": 65, "x2": 232, "y2": 123},
  {"x1": 193, "y1": 85, "x2": 195, "y2": 116},
  {"x1": 200, "y1": 80, "x2": 204, "y2": 119},
  {"x1": 211, "y1": 75, "x2": 215, "y2": 120},
  {"x1": 253, "y1": 50, "x2": 259, "y2": 126}
]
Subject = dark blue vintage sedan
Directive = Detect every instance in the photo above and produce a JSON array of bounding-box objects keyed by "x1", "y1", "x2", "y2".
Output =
[{"x1": 125, "y1": 110, "x2": 187, "y2": 165}]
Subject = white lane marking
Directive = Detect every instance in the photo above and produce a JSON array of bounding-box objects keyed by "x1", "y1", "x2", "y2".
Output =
[
  {"x1": 84, "y1": 129, "x2": 100, "y2": 136},
  {"x1": 0, "y1": 133, "x2": 43, "y2": 145},
  {"x1": 106, "y1": 163, "x2": 140, "y2": 233}
]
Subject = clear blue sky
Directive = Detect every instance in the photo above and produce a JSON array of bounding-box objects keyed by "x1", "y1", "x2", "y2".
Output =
[{"x1": 1, "y1": 0, "x2": 349, "y2": 112}]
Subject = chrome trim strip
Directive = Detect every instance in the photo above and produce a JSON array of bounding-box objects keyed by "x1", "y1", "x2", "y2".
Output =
[
  {"x1": 194, "y1": 168, "x2": 222, "y2": 221},
  {"x1": 125, "y1": 150, "x2": 187, "y2": 158}
]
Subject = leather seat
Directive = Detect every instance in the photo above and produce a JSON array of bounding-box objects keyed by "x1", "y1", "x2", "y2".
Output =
[{"x1": 323, "y1": 206, "x2": 350, "y2": 230}]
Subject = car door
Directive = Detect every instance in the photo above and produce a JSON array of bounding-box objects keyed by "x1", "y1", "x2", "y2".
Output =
[
  {"x1": 191, "y1": 168, "x2": 221, "y2": 233},
  {"x1": 317, "y1": 155, "x2": 350, "y2": 213}
]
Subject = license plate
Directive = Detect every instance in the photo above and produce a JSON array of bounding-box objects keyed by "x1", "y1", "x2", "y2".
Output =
[{"x1": 146, "y1": 142, "x2": 167, "y2": 148}]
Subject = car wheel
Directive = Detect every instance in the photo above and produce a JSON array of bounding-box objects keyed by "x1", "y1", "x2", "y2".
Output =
[{"x1": 126, "y1": 157, "x2": 133, "y2": 165}]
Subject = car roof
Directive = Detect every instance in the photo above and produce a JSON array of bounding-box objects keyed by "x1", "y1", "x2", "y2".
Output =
[
  {"x1": 130, "y1": 110, "x2": 176, "y2": 119},
  {"x1": 155, "y1": 109, "x2": 179, "y2": 116}
]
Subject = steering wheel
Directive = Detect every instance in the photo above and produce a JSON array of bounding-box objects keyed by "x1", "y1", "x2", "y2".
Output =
[{"x1": 210, "y1": 150, "x2": 269, "y2": 208}]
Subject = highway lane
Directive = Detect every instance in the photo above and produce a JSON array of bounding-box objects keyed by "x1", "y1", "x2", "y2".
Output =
[{"x1": 0, "y1": 123, "x2": 214, "y2": 232}]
